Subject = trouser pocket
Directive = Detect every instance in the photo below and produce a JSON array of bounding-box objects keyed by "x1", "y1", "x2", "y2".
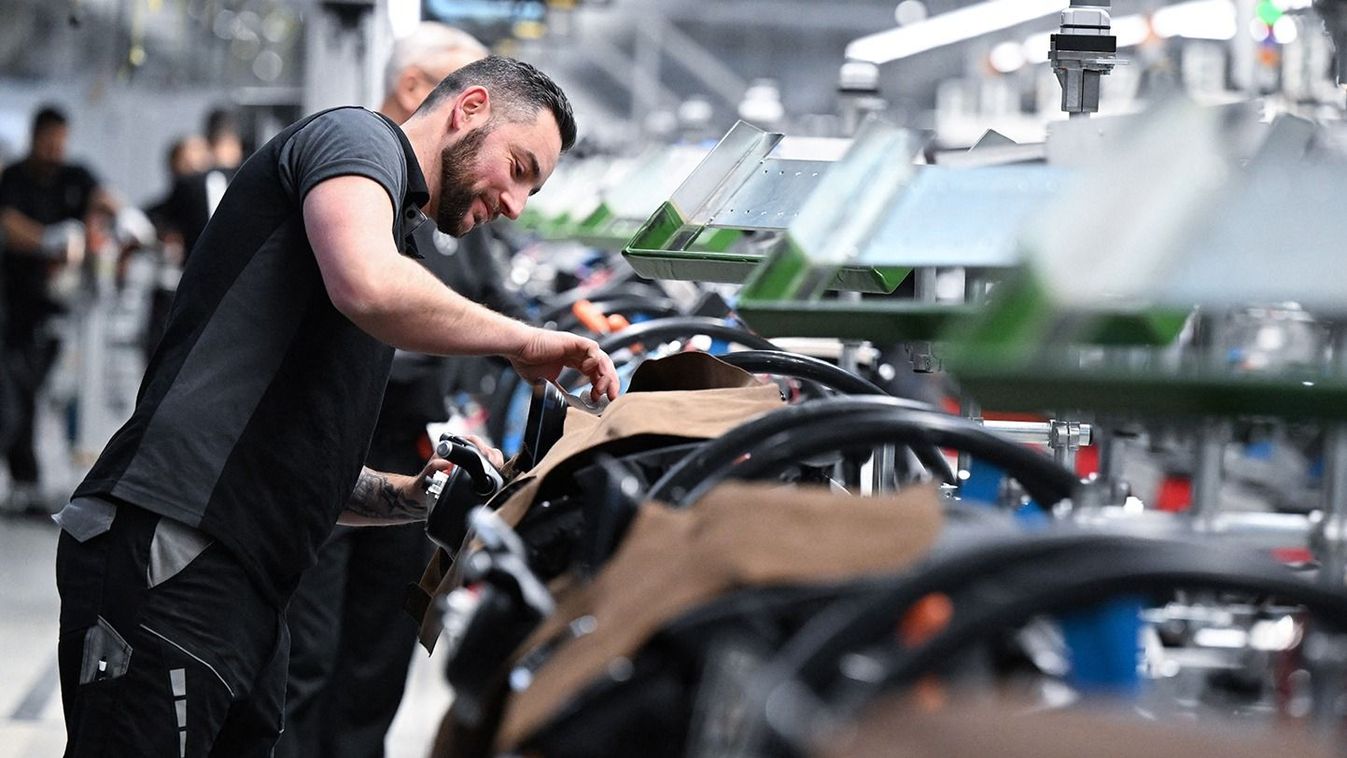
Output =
[{"x1": 79, "y1": 616, "x2": 134, "y2": 685}]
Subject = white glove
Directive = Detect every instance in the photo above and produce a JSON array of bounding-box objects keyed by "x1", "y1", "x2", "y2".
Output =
[
  {"x1": 114, "y1": 206, "x2": 157, "y2": 248},
  {"x1": 39, "y1": 219, "x2": 85, "y2": 262}
]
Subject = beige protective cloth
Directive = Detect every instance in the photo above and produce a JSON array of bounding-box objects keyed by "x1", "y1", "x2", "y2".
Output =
[
  {"x1": 819, "y1": 696, "x2": 1334, "y2": 758},
  {"x1": 411, "y1": 352, "x2": 785, "y2": 648},
  {"x1": 496, "y1": 481, "x2": 943, "y2": 750}
]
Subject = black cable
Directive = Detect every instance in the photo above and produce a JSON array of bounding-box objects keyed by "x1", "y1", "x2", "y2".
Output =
[
  {"x1": 534, "y1": 283, "x2": 672, "y2": 325},
  {"x1": 555, "y1": 317, "x2": 778, "y2": 389},
  {"x1": 880, "y1": 544, "x2": 1347, "y2": 689},
  {"x1": 648, "y1": 397, "x2": 1075, "y2": 506},
  {"x1": 756, "y1": 532, "x2": 1347, "y2": 707},
  {"x1": 717, "y1": 351, "x2": 889, "y2": 397},
  {"x1": 716, "y1": 351, "x2": 951, "y2": 483}
]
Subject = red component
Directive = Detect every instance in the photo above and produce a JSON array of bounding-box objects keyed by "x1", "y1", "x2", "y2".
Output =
[
  {"x1": 1156, "y1": 476, "x2": 1192, "y2": 513},
  {"x1": 417, "y1": 433, "x2": 434, "y2": 461},
  {"x1": 1270, "y1": 547, "x2": 1314, "y2": 564},
  {"x1": 1074, "y1": 444, "x2": 1099, "y2": 478}
]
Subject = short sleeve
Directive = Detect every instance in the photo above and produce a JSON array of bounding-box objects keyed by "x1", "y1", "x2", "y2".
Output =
[{"x1": 277, "y1": 108, "x2": 406, "y2": 211}]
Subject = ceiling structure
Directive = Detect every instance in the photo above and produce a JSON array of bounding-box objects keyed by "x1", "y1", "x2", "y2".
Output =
[{"x1": 0, "y1": 0, "x2": 1237, "y2": 137}]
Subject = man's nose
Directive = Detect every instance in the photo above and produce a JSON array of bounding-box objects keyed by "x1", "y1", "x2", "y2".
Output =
[{"x1": 499, "y1": 191, "x2": 523, "y2": 221}]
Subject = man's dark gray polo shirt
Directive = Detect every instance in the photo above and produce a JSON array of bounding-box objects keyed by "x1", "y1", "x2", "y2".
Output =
[{"x1": 73, "y1": 107, "x2": 432, "y2": 604}]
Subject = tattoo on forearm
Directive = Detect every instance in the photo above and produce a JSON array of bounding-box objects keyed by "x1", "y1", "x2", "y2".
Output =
[{"x1": 345, "y1": 467, "x2": 426, "y2": 522}]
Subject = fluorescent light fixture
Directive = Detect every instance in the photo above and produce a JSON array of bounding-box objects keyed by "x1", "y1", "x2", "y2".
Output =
[
  {"x1": 856, "y1": 0, "x2": 1238, "y2": 69},
  {"x1": 1022, "y1": 0, "x2": 1235, "y2": 63},
  {"x1": 1151, "y1": 0, "x2": 1237, "y2": 41},
  {"x1": 847, "y1": 0, "x2": 1065, "y2": 64}
]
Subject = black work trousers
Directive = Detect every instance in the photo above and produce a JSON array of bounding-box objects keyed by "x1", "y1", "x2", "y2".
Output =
[
  {"x1": 56, "y1": 504, "x2": 288, "y2": 757},
  {"x1": 275, "y1": 522, "x2": 433, "y2": 758},
  {"x1": 4, "y1": 329, "x2": 59, "y2": 484}
]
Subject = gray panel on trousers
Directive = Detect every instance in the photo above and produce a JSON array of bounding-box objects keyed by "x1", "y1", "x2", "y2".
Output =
[{"x1": 148, "y1": 518, "x2": 215, "y2": 588}]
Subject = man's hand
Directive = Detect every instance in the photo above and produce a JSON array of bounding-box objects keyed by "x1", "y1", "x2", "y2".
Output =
[
  {"x1": 509, "y1": 327, "x2": 620, "y2": 403},
  {"x1": 340, "y1": 436, "x2": 507, "y2": 527}
]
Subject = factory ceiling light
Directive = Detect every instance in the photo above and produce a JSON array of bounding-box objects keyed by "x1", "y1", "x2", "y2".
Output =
[{"x1": 847, "y1": 0, "x2": 1065, "y2": 65}]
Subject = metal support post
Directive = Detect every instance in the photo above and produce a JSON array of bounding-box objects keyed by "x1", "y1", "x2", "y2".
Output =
[
  {"x1": 958, "y1": 274, "x2": 984, "y2": 478},
  {"x1": 1317, "y1": 324, "x2": 1347, "y2": 588},
  {"x1": 908, "y1": 267, "x2": 940, "y2": 374},
  {"x1": 1093, "y1": 425, "x2": 1130, "y2": 505},
  {"x1": 1190, "y1": 418, "x2": 1229, "y2": 531},
  {"x1": 1190, "y1": 311, "x2": 1229, "y2": 532},
  {"x1": 871, "y1": 444, "x2": 896, "y2": 494},
  {"x1": 959, "y1": 398, "x2": 981, "y2": 481}
]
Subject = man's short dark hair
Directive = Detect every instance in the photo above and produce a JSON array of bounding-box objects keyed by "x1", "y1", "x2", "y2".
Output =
[
  {"x1": 205, "y1": 107, "x2": 238, "y2": 145},
  {"x1": 416, "y1": 55, "x2": 577, "y2": 152},
  {"x1": 33, "y1": 105, "x2": 68, "y2": 135}
]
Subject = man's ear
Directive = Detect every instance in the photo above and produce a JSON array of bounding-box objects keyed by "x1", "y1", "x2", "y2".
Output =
[
  {"x1": 395, "y1": 69, "x2": 425, "y2": 115},
  {"x1": 450, "y1": 86, "x2": 491, "y2": 130}
]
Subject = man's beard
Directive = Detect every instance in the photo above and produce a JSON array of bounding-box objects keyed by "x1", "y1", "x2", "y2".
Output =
[{"x1": 435, "y1": 124, "x2": 492, "y2": 237}]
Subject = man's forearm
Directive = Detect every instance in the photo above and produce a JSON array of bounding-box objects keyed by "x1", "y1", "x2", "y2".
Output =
[
  {"x1": 338, "y1": 466, "x2": 426, "y2": 526},
  {"x1": 0, "y1": 208, "x2": 45, "y2": 253},
  {"x1": 340, "y1": 253, "x2": 535, "y2": 357}
]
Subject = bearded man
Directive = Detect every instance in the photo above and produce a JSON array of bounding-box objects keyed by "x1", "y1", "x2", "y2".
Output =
[{"x1": 54, "y1": 56, "x2": 617, "y2": 757}]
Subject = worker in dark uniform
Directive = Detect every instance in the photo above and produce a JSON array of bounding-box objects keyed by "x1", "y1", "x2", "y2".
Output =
[
  {"x1": 0, "y1": 105, "x2": 115, "y2": 514},
  {"x1": 159, "y1": 108, "x2": 245, "y2": 265},
  {"x1": 277, "y1": 24, "x2": 526, "y2": 758},
  {"x1": 54, "y1": 56, "x2": 618, "y2": 757},
  {"x1": 143, "y1": 136, "x2": 212, "y2": 359}
]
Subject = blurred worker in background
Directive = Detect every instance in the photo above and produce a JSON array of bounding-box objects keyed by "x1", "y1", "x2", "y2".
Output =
[
  {"x1": 142, "y1": 135, "x2": 212, "y2": 359},
  {"x1": 159, "y1": 108, "x2": 245, "y2": 263},
  {"x1": 172, "y1": 135, "x2": 213, "y2": 177},
  {"x1": 277, "y1": 23, "x2": 527, "y2": 758},
  {"x1": 145, "y1": 135, "x2": 211, "y2": 243},
  {"x1": 204, "y1": 107, "x2": 245, "y2": 171},
  {"x1": 0, "y1": 106, "x2": 115, "y2": 514},
  {"x1": 55, "y1": 52, "x2": 614, "y2": 757}
]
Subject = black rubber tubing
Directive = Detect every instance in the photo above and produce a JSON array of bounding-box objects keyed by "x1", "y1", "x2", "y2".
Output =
[
  {"x1": 555, "y1": 317, "x2": 778, "y2": 389},
  {"x1": 716, "y1": 351, "x2": 954, "y2": 483},
  {"x1": 647, "y1": 397, "x2": 1077, "y2": 507}
]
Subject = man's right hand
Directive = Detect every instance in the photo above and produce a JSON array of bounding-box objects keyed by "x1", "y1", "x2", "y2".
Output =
[{"x1": 508, "y1": 327, "x2": 620, "y2": 403}]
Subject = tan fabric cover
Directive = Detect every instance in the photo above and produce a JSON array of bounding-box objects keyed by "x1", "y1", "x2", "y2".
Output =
[
  {"x1": 412, "y1": 352, "x2": 785, "y2": 648},
  {"x1": 820, "y1": 697, "x2": 1334, "y2": 758},
  {"x1": 498, "y1": 482, "x2": 943, "y2": 749}
]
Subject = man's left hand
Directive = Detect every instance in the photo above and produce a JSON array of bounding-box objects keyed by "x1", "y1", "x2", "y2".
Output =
[{"x1": 508, "y1": 327, "x2": 620, "y2": 403}]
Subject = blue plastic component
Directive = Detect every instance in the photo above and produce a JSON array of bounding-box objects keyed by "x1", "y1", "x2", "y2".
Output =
[
  {"x1": 959, "y1": 460, "x2": 1003, "y2": 508},
  {"x1": 1244, "y1": 440, "x2": 1274, "y2": 461},
  {"x1": 1058, "y1": 596, "x2": 1143, "y2": 696}
]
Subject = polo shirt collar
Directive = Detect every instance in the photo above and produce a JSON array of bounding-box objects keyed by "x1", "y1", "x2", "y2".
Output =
[{"x1": 378, "y1": 113, "x2": 430, "y2": 210}]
